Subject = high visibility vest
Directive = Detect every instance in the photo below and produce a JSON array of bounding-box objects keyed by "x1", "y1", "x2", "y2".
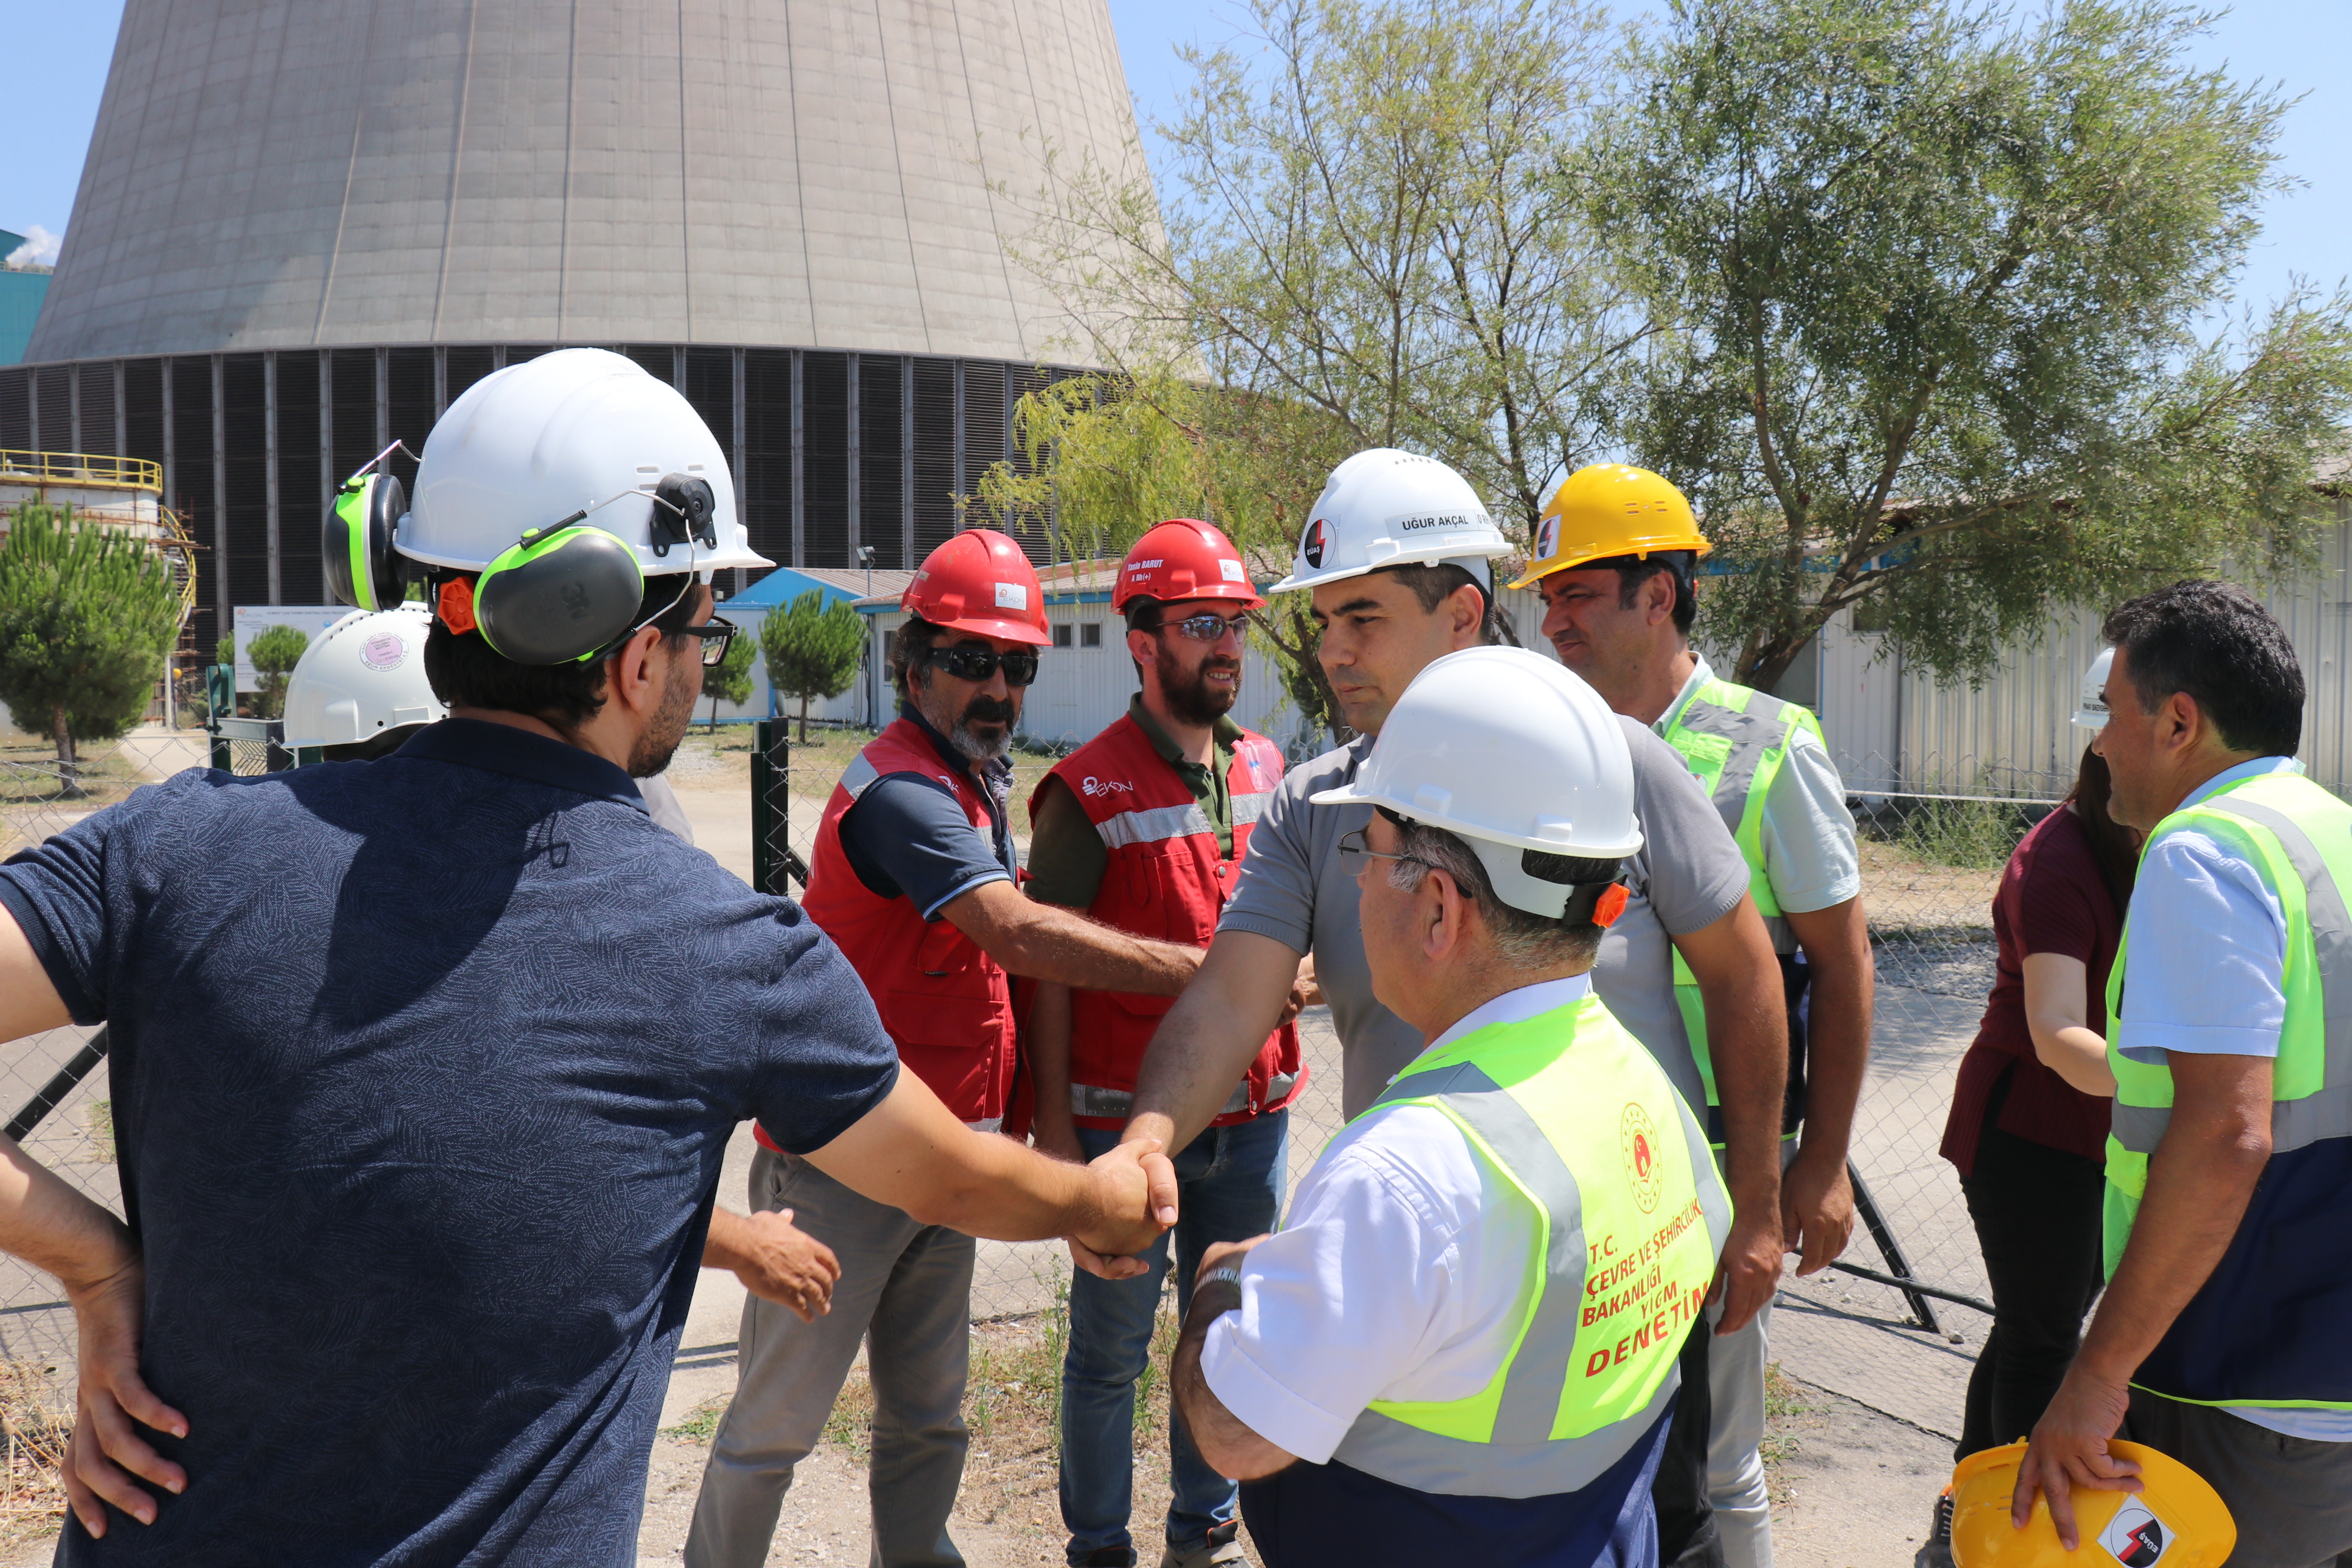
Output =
[
  {"x1": 1659, "y1": 674, "x2": 1822, "y2": 1145},
  {"x1": 767, "y1": 718, "x2": 1016, "y2": 1143},
  {"x1": 1327, "y1": 992, "x2": 1732, "y2": 1498},
  {"x1": 2103, "y1": 768, "x2": 2352, "y2": 1410},
  {"x1": 1035, "y1": 715, "x2": 1303, "y2": 1128}
]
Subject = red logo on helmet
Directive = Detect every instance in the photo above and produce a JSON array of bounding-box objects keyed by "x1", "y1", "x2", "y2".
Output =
[
  {"x1": 1301, "y1": 518, "x2": 1328, "y2": 569},
  {"x1": 1537, "y1": 517, "x2": 1560, "y2": 561}
]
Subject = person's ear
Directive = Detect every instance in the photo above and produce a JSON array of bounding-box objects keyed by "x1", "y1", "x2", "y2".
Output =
[
  {"x1": 609, "y1": 626, "x2": 665, "y2": 715},
  {"x1": 1420, "y1": 868, "x2": 1466, "y2": 961},
  {"x1": 2159, "y1": 690, "x2": 2201, "y2": 754},
  {"x1": 1446, "y1": 583, "x2": 1483, "y2": 641},
  {"x1": 1127, "y1": 626, "x2": 1158, "y2": 669},
  {"x1": 1644, "y1": 571, "x2": 1677, "y2": 628}
]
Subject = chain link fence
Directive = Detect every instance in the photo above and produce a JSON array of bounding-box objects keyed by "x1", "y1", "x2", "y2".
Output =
[{"x1": 745, "y1": 725, "x2": 2058, "y2": 1344}]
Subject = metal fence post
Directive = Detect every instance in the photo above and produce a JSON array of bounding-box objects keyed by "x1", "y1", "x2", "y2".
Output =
[
  {"x1": 207, "y1": 664, "x2": 234, "y2": 770},
  {"x1": 751, "y1": 719, "x2": 774, "y2": 894}
]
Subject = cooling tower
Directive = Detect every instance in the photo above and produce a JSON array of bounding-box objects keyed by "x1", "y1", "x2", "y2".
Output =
[{"x1": 1, "y1": 0, "x2": 1148, "y2": 651}]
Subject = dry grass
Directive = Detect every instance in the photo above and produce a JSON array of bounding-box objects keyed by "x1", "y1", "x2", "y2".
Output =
[
  {"x1": 0, "y1": 1360, "x2": 73, "y2": 1547},
  {"x1": 1759, "y1": 1360, "x2": 1816, "y2": 1504}
]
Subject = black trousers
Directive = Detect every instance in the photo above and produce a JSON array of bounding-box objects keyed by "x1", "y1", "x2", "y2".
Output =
[
  {"x1": 1955, "y1": 1112, "x2": 2106, "y2": 1459},
  {"x1": 1653, "y1": 1318, "x2": 1724, "y2": 1566}
]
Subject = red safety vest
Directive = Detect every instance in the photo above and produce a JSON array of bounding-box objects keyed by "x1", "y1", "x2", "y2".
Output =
[
  {"x1": 759, "y1": 718, "x2": 1016, "y2": 1148},
  {"x1": 1037, "y1": 715, "x2": 1304, "y2": 1130}
]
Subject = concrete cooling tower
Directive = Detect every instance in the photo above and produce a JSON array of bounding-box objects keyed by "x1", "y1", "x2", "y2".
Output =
[{"x1": 0, "y1": 0, "x2": 1148, "y2": 651}]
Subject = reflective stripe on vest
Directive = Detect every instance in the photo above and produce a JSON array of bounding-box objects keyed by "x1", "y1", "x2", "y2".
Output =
[
  {"x1": 2103, "y1": 770, "x2": 2352, "y2": 1409},
  {"x1": 1661, "y1": 677, "x2": 1821, "y2": 1142},
  {"x1": 1325, "y1": 995, "x2": 1730, "y2": 1498},
  {"x1": 1039, "y1": 718, "x2": 1302, "y2": 1128}
]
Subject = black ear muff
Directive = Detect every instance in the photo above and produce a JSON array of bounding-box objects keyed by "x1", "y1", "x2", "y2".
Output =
[
  {"x1": 325, "y1": 471, "x2": 407, "y2": 611},
  {"x1": 649, "y1": 473, "x2": 718, "y2": 558},
  {"x1": 473, "y1": 526, "x2": 647, "y2": 665}
]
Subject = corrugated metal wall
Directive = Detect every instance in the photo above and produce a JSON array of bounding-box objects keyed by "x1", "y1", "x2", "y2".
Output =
[{"x1": 1811, "y1": 497, "x2": 2352, "y2": 798}]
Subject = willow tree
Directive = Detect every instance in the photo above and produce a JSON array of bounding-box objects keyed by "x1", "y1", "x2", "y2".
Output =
[
  {"x1": 1602, "y1": 0, "x2": 2352, "y2": 689},
  {"x1": 0, "y1": 504, "x2": 184, "y2": 795}
]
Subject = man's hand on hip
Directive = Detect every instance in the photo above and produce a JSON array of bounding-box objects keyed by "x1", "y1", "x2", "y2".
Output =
[{"x1": 63, "y1": 1250, "x2": 188, "y2": 1536}]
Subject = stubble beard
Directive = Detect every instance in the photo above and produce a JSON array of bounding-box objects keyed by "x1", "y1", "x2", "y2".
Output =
[{"x1": 628, "y1": 643, "x2": 702, "y2": 778}]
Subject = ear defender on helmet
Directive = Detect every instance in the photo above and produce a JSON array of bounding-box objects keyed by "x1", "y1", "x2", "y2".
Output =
[
  {"x1": 649, "y1": 473, "x2": 718, "y2": 558},
  {"x1": 325, "y1": 469, "x2": 408, "y2": 612},
  {"x1": 472, "y1": 526, "x2": 648, "y2": 665}
]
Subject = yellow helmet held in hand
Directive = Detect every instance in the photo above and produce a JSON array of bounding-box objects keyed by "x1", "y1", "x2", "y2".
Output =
[
  {"x1": 1949, "y1": 1439, "x2": 2234, "y2": 1567},
  {"x1": 1508, "y1": 463, "x2": 1709, "y2": 590}
]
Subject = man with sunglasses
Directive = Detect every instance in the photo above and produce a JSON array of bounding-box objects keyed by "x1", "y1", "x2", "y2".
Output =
[
  {"x1": 1018, "y1": 520, "x2": 1304, "y2": 1568},
  {"x1": 1113, "y1": 449, "x2": 1788, "y2": 1566},
  {"x1": 689, "y1": 528, "x2": 1216, "y2": 1568}
]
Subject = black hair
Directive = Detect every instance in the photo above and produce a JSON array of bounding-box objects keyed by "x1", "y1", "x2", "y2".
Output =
[
  {"x1": 1572, "y1": 551, "x2": 1698, "y2": 636},
  {"x1": 888, "y1": 615, "x2": 948, "y2": 697},
  {"x1": 2101, "y1": 580, "x2": 2303, "y2": 758},
  {"x1": 423, "y1": 573, "x2": 699, "y2": 729},
  {"x1": 2067, "y1": 743, "x2": 2140, "y2": 914},
  {"x1": 1374, "y1": 560, "x2": 1516, "y2": 647}
]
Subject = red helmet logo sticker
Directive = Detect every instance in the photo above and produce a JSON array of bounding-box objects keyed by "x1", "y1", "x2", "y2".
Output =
[
  {"x1": 1536, "y1": 516, "x2": 1560, "y2": 561},
  {"x1": 1621, "y1": 1103, "x2": 1664, "y2": 1214},
  {"x1": 2099, "y1": 1502, "x2": 2171, "y2": 1566},
  {"x1": 1301, "y1": 518, "x2": 1328, "y2": 569}
]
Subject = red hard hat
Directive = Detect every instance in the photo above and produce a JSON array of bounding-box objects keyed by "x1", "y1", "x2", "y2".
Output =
[
  {"x1": 1113, "y1": 519, "x2": 1266, "y2": 612},
  {"x1": 903, "y1": 529, "x2": 1052, "y2": 646}
]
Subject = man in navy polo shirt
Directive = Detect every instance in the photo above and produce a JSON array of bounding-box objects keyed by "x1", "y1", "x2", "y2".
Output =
[{"x1": 0, "y1": 350, "x2": 1175, "y2": 1564}]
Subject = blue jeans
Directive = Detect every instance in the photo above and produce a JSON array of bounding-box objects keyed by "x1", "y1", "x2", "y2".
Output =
[{"x1": 1060, "y1": 1112, "x2": 1289, "y2": 1564}]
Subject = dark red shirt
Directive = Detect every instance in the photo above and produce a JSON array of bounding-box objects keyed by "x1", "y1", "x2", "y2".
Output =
[{"x1": 1941, "y1": 805, "x2": 2119, "y2": 1174}]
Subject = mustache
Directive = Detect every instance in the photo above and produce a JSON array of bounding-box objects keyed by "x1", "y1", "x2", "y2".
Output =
[{"x1": 961, "y1": 697, "x2": 1018, "y2": 726}]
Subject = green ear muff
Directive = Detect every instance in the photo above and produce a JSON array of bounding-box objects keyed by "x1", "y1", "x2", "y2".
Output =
[
  {"x1": 325, "y1": 471, "x2": 407, "y2": 611},
  {"x1": 473, "y1": 525, "x2": 648, "y2": 665}
]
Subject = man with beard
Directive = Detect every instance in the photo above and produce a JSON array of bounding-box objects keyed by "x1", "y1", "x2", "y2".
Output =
[
  {"x1": 687, "y1": 528, "x2": 1217, "y2": 1568},
  {"x1": 1022, "y1": 520, "x2": 1304, "y2": 1568},
  {"x1": 0, "y1": 350, "x2": 1180, "y2": 1562}
]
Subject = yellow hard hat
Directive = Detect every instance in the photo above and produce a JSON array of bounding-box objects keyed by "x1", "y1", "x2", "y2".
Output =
[
  {"x1": 1507, "y1": 464, "x2": 1709, "y2": 590},
  {"x1": 1950, "y1": 1440, "x2": 2234, "y2": 1567}
]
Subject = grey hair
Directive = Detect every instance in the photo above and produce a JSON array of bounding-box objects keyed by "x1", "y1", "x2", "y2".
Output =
[{"x1": 1386, "y1": 816, "x2": 1618, "y2": 969}]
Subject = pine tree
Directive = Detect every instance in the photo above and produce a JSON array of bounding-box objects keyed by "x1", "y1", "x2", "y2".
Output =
[
  {"x1": 0, "y1": 504, "x2": 184, "y2": 796},
  {"x1": 759, "y1": 590, "x2": 868, "y2": 743},
  {"x1": 701, "y1": 625, "x2": 755, "y2": 731}
]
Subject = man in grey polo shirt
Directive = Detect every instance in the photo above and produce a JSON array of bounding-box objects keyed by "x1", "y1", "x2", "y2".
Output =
[{"x1": 1116, "y1": 449, "x2": 1789, "y2": 1565}]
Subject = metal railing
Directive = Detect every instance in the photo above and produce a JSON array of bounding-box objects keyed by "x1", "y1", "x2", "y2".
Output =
[{"x1": 0, "y1": 449, "x2": 163, "y2": 492}]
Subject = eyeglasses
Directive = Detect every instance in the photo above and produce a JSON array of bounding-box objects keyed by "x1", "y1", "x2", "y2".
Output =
[
  {"x1": 925, "y1": 645, "x2": 1041, "y2": 687},
  {"x1": 1337, "y1": 827, "x2": 1438, "y2": 877},
  {"x1": 678, "y1": 616, "x2": 739, "y2": 667},
  {"x1": 1151, "y1": 612, "x2": 1249, "y2": 644}
]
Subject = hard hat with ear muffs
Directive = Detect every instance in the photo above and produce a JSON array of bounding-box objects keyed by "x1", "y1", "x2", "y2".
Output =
[
  {"x1": 352, "y1": 347, "x2": 772, "y2": 666},
  {"x1": 323, "y1": 442, "x2": 416, "y2": 613}
]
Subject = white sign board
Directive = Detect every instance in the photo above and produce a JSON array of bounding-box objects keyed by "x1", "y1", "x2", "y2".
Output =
[{"x1": 232, "y1": 606, "x2": 354, "y2": 693}]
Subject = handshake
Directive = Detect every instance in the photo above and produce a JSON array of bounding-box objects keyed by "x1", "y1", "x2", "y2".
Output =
[{"x1": 1064, "y1": 1137, "x2": 1179, "y2": 1266}]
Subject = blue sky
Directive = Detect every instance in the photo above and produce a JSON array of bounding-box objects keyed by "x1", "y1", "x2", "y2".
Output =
[{"x1": 6, "y1": 0, "x2": 2344, "y2": 312}]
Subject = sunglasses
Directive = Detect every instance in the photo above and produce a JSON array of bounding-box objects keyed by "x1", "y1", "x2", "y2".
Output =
[
  {"x1": 1150, "y1": 612, "x2": 1249, "y2": 644},
  {"x1": 679, "y1": 616, "x2": 739, "y2": 667},
  {"x1": 925, "y1": 645, "x2": 1041, "y2": 687}
]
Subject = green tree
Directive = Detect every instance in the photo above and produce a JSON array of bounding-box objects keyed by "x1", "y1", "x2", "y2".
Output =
[
  {"x1": 0, "y1": 503, "x2": 184, "y2": 795},
  {"x1": 1600, "y1": 0, "x2": 2352, "y2": 688},
  {"x1": 759, "y1": 590, "x2": 867, "y2": 743},
  {"x1": 1012, "y1": 0, "x2": 1636, "y2": 536},
  {"x1": 247, "y1": 625, "x2": 310, "y2": 721},
  {"x1": 701, "y1": 625, "x2": 756, "y2": 731}
]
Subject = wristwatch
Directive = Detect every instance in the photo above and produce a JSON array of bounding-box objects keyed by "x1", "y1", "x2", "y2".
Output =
[{"x1": 1200, "y1": 1265, "x2": 1246, "y2": 1294}]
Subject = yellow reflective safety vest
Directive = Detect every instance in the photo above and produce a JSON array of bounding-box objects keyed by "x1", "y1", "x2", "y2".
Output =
[
  {"x1": 2105, "y1": 767, "x2": 2352, "y2": 1409},
  {"x1": 1659, "y1": 672, "x2": 1821, "y2": 1146},
  {"x1": 1327, "y1": 991, "x2": 1733, "y2": 1497}
]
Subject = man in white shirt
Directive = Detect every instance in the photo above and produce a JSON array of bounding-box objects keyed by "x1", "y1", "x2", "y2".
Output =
[{"x1": 1169, "y1": 647, "x2": 1731, "y2": 1566}]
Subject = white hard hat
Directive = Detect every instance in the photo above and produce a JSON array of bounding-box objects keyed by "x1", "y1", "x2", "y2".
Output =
[
  {"x1": 1271, "y1": 449, "x2": 1513, "y2": 596},
  {"x1": 282, "y1": 605, "x2": 447, "y2": 749},
  {"x1": 398, "y1": 348, "x2": 771, "y2": 576},
  {"x1": 1311, "y1": 646, "x2": 1641, "y2": 916},
  {"x1": 2072, "y1": 646, "x2": 2115, "y2": 731}
]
